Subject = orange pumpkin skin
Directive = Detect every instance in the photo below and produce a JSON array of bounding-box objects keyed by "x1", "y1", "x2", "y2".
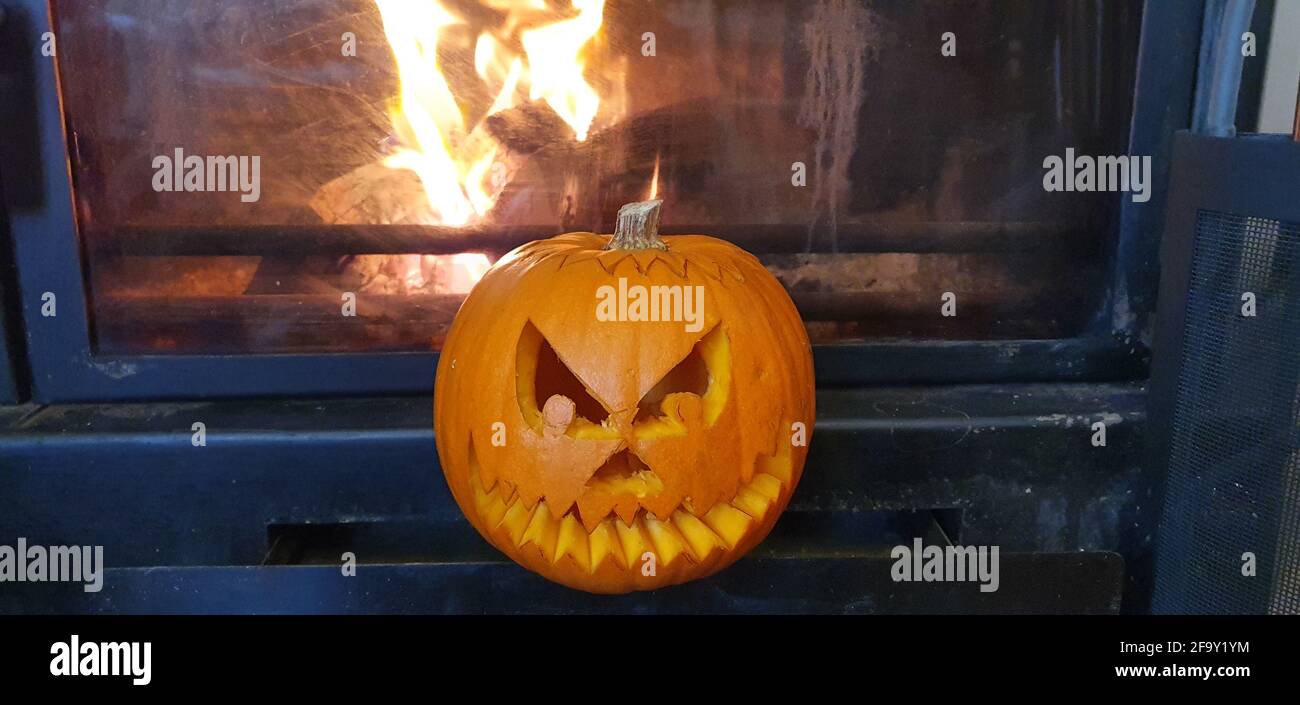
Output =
[{"x1": 434, "y1": 229, "x2": 815, "y2": 593}]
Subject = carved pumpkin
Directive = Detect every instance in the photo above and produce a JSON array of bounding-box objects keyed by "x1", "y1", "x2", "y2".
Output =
[{"x1": 434, "y1": 200, "x2": 815, "y2": 593}]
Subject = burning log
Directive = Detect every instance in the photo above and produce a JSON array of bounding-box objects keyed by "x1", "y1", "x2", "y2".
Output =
[
  {"x1": 309, "y1": 101, "x2": 720, "y2": 232},
  {"x1": 483, "y1": 99, "x2": 575, "y2": 155},
  {"x1": 307, "y1": 99, "x2": 570, "y2": 228},
  {"x1": 491, "y1": 103, "x2": 722, "y2": 228},
  {"x1": 309, "y1": 162, "x2": 435, "y2": 226}
]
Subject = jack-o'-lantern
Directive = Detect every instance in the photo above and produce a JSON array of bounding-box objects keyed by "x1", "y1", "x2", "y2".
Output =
[{"x1": 434, "y1": 200, "x2": 815, "y2": 593}]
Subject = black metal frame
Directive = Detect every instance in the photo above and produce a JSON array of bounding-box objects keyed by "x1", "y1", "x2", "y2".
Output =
[{"x1": 1, "y1": 0, "x2": 1202, "y2": 402}]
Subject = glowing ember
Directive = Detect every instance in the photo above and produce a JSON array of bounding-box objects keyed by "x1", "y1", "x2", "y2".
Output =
[
  {"x1": 438, "y1": 253, "x2": 494, "y2": 293},
  {"x1": 350, "y1": 253, "x2": 493, "y2": 295},
  {"x1": 374, "y1": 0, "x2": 608, "y2": 226}
]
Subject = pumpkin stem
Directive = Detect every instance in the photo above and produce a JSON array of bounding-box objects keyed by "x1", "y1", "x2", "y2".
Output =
[{"x1": 607, "y1": 199, "x2": 666, "y2": 251}]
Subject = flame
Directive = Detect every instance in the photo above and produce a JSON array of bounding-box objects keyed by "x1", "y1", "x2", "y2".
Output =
[
  {"x1": 647, "y1": 153, "x2": 661, "y2": 200},
  {"x1": 520, "y1": 0, "x2": 606, "y2": 141},
  {"x1": 375, "y1": 0, "x2": 608, "y2": 226}
]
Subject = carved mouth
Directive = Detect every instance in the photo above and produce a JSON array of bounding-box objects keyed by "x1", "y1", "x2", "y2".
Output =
[
  {"x1": 584, "y1": 449, "x2": 664, "y2": 498},
  {"x1": 467, "y1": 437, "x2": 794, "y2": 575}
]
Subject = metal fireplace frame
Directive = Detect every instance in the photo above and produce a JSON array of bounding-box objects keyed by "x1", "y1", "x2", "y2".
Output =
[{"x1": 1, "y1": 0, "x2": 1202, "y2": 403}]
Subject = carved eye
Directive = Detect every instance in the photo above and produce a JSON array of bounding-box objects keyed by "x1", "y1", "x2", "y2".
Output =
[
  {"x1": 516, "y1": 322, "x2": 614, "y2": 437},
  {"x1": 634, "y1": 325, "x2": 730, "y2": 435},
  {"x1": 635, "y1": 343, "x2": 708, "y2": 422}
]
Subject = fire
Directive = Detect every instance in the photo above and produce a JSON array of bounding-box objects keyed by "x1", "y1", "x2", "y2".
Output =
[
  {"x1": 647, "y1": 153, "x2": 661, "y2": 200},
  {"x1": 520, "y1": 0, "x2": 605, "y2": 141},
  {"x1": 375, "y1": 0, "x2": 608, "y2": 226}
]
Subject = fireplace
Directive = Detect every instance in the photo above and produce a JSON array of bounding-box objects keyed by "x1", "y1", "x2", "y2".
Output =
[
  {"x1": 0, "y1": 0, "x2": 1160, "y2": 401},
  {"x1": 0, "y1": 0, "x2": 1226, "y2": 615}
]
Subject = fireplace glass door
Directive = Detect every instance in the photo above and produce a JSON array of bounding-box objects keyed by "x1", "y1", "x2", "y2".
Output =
[{"x1": 51, "y1": 0, "x2": 1142, "y2": 354}]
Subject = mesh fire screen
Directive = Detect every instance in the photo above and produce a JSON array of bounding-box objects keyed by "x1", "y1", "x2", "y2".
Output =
[{"x1": 1153, "y1": 209, "x2": 1300, "y2": 614}]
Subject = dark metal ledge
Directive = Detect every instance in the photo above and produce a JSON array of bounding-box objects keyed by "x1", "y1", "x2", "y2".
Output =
[
  {"x1": 0, "y1": 554, "x2": 1123, "y2": 615},
  {"x1": 0, "y1": 382, "x2": 1151, "y2": 613}
]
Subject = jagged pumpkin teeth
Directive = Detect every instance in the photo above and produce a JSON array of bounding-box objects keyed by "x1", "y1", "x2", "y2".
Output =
[
  {"x1": 555, "y1": 514, "x2": 591, "y2": 570},
  {"x1": 498, "y1": 499, "x2": 534, "y2": 546},
  {"x1": 614, "y1": 518, "x2": 649, "y2": 568},
  {"x1": 643, "y1": 514, "x2": 689, "y2": 563},
  {"x1": 762, "y1": 456, "x2": 794, "y2": 484},
  {"x1": 589, "y1": 519, "x2": 624, "y2": 570},
  {"x1": 474, "y1": 438, "x2": 793, "y2": 577},
  {"x1": 732, "y1": 487, "x2": 772, "y2": 521},
  {"x1": 478, "y1": 487, "x2": 510, "y2": 530},
  {"x1": 521, "y1": 502, "x2": 561, "y2": 558},
  {"x1": 750, "y1": 474, "x2": 783, "y2": 501},
  {"x1": 611, "y1": 520, "x2": 647, "y2": 574},
  {"x1": 702, "y1": 503, "x2": 754, "y2": 549},
  {"x1": 671, "y1": 510, "x2": 723, "y2": 559},
  {"x1": 434, "y1": 200, "x2": 816, "y2": 592}
]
